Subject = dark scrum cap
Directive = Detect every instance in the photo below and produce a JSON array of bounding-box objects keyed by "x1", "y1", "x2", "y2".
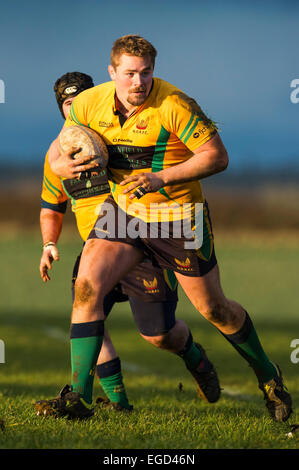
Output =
[{"x1": 54, "y1": 71, "x2": 94, "y2": 118}]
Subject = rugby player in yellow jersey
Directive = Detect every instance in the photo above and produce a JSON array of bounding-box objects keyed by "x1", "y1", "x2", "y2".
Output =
[
  {"x1": 34, "y1": 72, "x2": 221, "y2": 419},
  {"x1": 48, "y1": 36, "x2": 292, "y2": 422}
]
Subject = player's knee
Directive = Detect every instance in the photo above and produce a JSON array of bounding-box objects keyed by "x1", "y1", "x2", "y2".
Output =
[
  {"x1": 140, "y1": 332, "x2": 170, "y2": 349},
  {"x1": 73, "y1": 277, "x2": 97, "y2": 307},
  {"x1": 199, "y1": 301, "x2": 231, "y2": 327}
]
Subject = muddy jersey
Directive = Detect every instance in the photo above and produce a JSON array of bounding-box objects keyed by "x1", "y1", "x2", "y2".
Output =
[{"x1": 64, "y1": 78, "x2": 217, "y2": 222}]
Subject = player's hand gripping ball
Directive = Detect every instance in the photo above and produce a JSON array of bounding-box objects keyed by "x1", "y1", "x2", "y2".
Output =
[{"x1": 59, "y1": 125, "x2": 109, "y2": 178}]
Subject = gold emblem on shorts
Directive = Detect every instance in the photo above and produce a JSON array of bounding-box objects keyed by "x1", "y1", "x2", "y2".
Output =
[
  {"x1": 174, "y1": 257, "x2": 194, "y2": 271},
  {"x1": 143, "y1": 277, "x2": 160, "y2": 294}
]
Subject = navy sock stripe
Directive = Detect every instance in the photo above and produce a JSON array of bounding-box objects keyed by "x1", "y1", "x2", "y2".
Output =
[
  {"x1": 70, "y1": 320, "x2": 104, "y2": 339},
  {"x1": 97, "y1": 357, "x2": 121, "y2": 378},
  {"x1": 223, "y1": 311, "x2": 253, "y2": 344}
]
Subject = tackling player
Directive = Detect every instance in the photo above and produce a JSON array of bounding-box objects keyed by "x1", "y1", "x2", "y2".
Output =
[
  {"x1": 34, "y1": 72, "x2": 221, "y2": 419},
  {"x1": 48, "y1": 36, "x2": 292, "y2": 422}
]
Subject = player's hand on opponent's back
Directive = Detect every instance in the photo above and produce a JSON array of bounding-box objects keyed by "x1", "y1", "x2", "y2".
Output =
[
  {"x1": 39, "y1": 243, "x2": 60, "y2": 282},
  {"x1": 50, "y1": 149, "x2": 99, "y2": 179},
  {"x1": 120, "y1": 172, "x2": 165, "y2": 200}
]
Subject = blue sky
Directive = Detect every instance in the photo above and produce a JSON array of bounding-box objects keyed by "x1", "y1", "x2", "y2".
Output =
[{"x1": 0, "y1": 0, "x2": 298, "y2": 171}]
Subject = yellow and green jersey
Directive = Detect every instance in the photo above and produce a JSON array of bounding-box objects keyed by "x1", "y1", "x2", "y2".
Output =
[
  {"x1": 41, "y1": 152, "x2": 110, "y2": 241},
  {"x1": 64, "y1": 78, "x2": 217, "y2": 222},
  {"x1": 41, "y1": 152, "x2": 179, "y2": 299}
]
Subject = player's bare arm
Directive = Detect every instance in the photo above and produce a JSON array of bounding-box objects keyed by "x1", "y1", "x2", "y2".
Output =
[
  {"x1": 121, "y1": 133, "x2": 228, "y2": 199},
  {"x1": 48, "y1": 136, "x2": 99, "y2": 179},
  {"x1": 39, "y1": 208, "x2": 63, "y2": 282}
]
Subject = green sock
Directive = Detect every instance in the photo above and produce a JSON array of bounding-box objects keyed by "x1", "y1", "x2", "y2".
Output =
[
  {"x1": 221, "y1": 312, "x2": 277, "y2": 383},
  {"x1": 97, "y1": 358, "x2": 132, "y2": 410},
  {"x1": 177, "y1": 332, "x2": 208, "y2": 370},
  {"x1": 70, "y1": 321, "x2": 104, "y2": 404}
]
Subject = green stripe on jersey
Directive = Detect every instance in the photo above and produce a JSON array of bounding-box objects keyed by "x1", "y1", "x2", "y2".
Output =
[
  {"x1": 70, "y1": 104, "x2": 85, "y2": 127},
  {"x1": 60, "y1": 178, "x2": 76, "y2": 209},
  {"x1": 152, "y1": 125, "x2": 179, "y2": 203},
  {"x1": 151, "y1": 125, "x2": 170, "y2": 173},
  {"x1": 159, "y1": 187, "x2": 176, "y2": 202},
  {"x1": 44, "y1": 175, "x2": 63, "y2": 197},
  {"x1": 183, "y1": 116, "x2": 200, "y2": 144},
  {"x1": 179, "y1": 114, "x2": 195, "y2": 141},
  {"x1": 43, "y1": 179, "x2": 59, "y2": 199}
]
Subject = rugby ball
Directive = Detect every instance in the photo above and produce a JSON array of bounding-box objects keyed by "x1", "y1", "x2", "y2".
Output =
[{"x1": 59, "y1": 125, "x2": 109, "y2": 169}]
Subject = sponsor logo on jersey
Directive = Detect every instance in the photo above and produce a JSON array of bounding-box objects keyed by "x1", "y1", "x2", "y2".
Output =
[
  {"x1": 193, "y1": 127, "x2": 209, "y2": 139},
  {"x1": 133, "y1": 117, "x2": 150, "y2": 134},
  {"x1": 99, "y1": 120, "x2": 113, "y2": 128},
  {"x1": 136, "y1": 117, "x2": 149, "y2": 130},
  {"x1": 63, "y1": 173, "x2": 110, "y2": 199},
  {"x1": 112, "y1": 138, "x2": 133, "y2": 143},
  {"x1": 107, "y1": 144, "x2": 155, "y2": 169}
]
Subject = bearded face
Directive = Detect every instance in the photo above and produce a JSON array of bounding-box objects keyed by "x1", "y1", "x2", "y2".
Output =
[{"x1": 108, "y1": 53, "x2": 154, "y2": 115}]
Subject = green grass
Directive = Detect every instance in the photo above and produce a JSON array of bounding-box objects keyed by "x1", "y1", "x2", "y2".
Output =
[{"x1": 0, "y1": 231, "x2": 298, "y2": 449}]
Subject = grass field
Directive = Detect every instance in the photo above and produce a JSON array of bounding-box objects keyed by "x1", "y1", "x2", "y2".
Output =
[{"x1": 0, "y1": 230, "x2": 298, "y2": 450}]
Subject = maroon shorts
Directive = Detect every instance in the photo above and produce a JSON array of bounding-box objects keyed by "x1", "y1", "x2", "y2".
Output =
[
  {"x1": 72, "y1": 248, "x2": 177, "y2": 304},
  {"x1": 88, "y1": 195, "x2": 217, "y2": 277}
]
